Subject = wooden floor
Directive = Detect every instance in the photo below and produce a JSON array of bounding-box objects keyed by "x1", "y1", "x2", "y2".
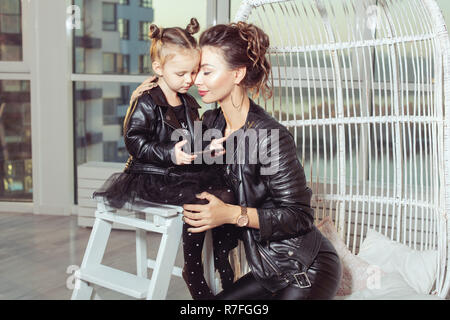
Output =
[{"x1": 0, "y1": 212, "x2": 191, "y2": 300}]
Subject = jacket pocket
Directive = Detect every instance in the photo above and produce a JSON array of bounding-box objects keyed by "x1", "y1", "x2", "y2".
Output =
[{"x1": 255, "y1": 242, "x2": 282, "y2": 276}]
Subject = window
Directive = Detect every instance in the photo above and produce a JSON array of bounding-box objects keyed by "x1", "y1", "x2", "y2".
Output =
[
  {"x1": 0, "y1": 80, "x2": 32, "y2": 201},
  {"x1": 103, "y1": 53, "x2": 129, "y2": 74},
  {"x1": 74, "y1": 47, "x2": 85, "y2": 73},
  {"x1": 0, "y1": 0, "x2": 22, "y2": 61},
  {"x1": 140, "y1": 0, "x2": 153, "y2": 8},
  {"x1": 103, "y1": 141, "x2": 118, "y2": 162},
  {"x1": 120, "y1": 85, "x2": 130, "y2": 105},
  {"x1": 118, "y1": 19, "x2": 129, "y2": 40},
  {"x1": 138, "y1": 54, "x2": 151, "y2": 74},
  {"x1": 139, "y1": 21, "x2": 152, "y2": 41},
  {"x1": 103, "y1": 98, "x2": 117, "y2": 125},
  {"x1": 102, "y1": 2, "x2": 117, "y2": 31},
  {"x1": 103, "y1": 53, "x2": 116, "y2": 73},
  {"x1": 117, "y1": 54, "x2": 129, "y2": 74},
  {"x1": 118, "y1": 0, "x2": 129, "y2": 5}
]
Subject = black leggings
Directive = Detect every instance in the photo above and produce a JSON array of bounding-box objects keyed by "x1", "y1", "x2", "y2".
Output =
[
  {"x1": 215, "y1": 237, "x2": 342, "y2": 300},
  {"x1": 181, "y1": 188, "x2": 238, "y2": 300}
]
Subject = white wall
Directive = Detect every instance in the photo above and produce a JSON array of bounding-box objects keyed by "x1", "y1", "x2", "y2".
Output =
[{"x1": 30, "y1": 0, "x2": 73, "y2": 215}]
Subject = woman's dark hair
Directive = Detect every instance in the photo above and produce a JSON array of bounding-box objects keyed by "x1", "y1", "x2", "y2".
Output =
[
  {"x1": 148, "y1": 18, "x2": 200, "y2": 65},
  {"x1": 199, "y1": 21, "x2": 272, "y2": 99}
]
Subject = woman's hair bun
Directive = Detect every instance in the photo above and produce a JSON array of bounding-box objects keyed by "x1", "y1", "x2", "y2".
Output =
[
  {"x1": 185, "y1": 17, "x2": 200, "y2": 35},
  {"x1": 235, "y1": 21, "x2": 270, "y2": 66},
  {"x1": 148, "y1": 24, "x2": 162, "y2": 39},
  {"x1": 199, "y1": 22, "x2": 272, "y2": 99}
]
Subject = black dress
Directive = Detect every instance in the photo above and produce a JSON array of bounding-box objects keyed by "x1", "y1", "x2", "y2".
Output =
[{"x1": 93, "y1": 102, "x2": 227, "y2": 209}]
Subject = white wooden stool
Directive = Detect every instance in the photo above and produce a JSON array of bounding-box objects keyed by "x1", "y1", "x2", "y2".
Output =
[{"x1": 71, "y1": 198, "x2": 190, "y2": 300}]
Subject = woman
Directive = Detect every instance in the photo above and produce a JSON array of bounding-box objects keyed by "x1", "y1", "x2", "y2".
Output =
[{"x1": 182, "y1": 22, "x2": 342, "y2": 300}]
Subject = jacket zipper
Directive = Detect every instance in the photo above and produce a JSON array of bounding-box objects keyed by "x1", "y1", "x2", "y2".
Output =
[{"x1": 256, "y1": 242, "x2": 282, "y2": 276}]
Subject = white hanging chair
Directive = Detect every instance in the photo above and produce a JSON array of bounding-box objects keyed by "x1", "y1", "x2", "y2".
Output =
[{"x1": 232, "y1": 0, "x2": 450, "y2": 298}]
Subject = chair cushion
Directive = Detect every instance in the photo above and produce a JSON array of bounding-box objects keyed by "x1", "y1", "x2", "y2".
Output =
[
  {"x1": 357, "y1": 228, "x2": 438, "y2": 295},
  {"x1": 316, "y1": 217, "x2": 379, "y2": 296}
]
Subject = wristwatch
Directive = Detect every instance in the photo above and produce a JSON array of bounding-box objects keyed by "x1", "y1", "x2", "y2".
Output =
[{"x1": 236, "y1": 206, "x2": 249, "y2": 227}]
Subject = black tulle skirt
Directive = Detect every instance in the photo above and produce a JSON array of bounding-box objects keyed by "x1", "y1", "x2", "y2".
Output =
[{"x1": 93, "y1": 164, "x2": 234, "y2": 209}]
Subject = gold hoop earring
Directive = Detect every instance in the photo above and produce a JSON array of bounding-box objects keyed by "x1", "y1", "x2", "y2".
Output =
[{"x1": 231, "y1": 86, "x2": 245, "y2": 110}]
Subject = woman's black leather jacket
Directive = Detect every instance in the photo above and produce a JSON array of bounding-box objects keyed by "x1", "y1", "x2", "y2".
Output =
[{"x1": 202, "y1": 99, "x2": 324, "y2": 293}]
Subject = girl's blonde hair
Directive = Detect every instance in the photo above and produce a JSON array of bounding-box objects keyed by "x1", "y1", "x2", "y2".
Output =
[{"x1": 149, "y1": 17, "x2": 200, "y2": 66}]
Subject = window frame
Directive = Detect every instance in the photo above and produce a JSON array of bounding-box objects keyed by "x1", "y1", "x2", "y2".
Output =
[
  {"x1": 0, "y1": 0, "x2": 30, "y2": 73},
  {"x1": 0, "y1": 0, "x2": 36, "y2": 212},
  {"x1": 118, "y1": 18, "x2": 129, "y2": 40},
  {"x1": 139, "y1": 21, "x2": 151, "y2": 41},
  {"x1": 102, "y1": 2, "x2": 117, "y2": 32}
]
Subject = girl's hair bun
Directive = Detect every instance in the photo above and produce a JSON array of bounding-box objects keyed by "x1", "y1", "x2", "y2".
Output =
[
  {"x1": 148, "y1": 24, "x2": 162, "y2": 39},
  {"x1": 185, "y1": 17, "x2": 200, "y2": 35}
]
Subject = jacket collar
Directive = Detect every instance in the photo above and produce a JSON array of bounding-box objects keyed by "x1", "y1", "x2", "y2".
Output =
[{"x1": 146, "y1": 84, "x2": 201, "y2": 130}]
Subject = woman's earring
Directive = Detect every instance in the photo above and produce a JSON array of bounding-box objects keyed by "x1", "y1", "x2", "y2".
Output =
[{"x1": 231, "y1": 86, "x2": 245, "y2": 110}]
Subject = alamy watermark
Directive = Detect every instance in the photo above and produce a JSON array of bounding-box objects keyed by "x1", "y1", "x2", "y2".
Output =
[
  {"x1": 170, "y1": 121, "x2": 280, "y2": 175},
  {"x1": 66, "y1": 264, "x2": 80, "y2": 290},
  {"x1": 67, "y1": 5, "x2": 81, "y2": 30}
]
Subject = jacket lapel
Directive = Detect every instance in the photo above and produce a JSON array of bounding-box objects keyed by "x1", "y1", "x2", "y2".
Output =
[{"x1": 162, "y1": 106, "x2": 182, "y2": 129}]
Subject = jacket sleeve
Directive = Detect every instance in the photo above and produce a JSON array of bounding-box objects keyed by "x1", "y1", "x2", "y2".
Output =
[
  {"x1": 124, "y1": 97, "x2": 177, "y2": 165},
  {"x1": 255, "y1": 126, "x2": 315, "y2": 242}
]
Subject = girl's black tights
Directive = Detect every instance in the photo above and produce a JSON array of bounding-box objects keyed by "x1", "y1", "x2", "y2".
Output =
[
  {"x1": 181, "y1": 188, "x2": 238, "y2": 300},
  {"x1": 182, "y1": 222, "x2": 238, "y2": 300}
]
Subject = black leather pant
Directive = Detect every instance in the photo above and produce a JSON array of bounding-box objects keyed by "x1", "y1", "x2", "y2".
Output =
[{"x1": 215, "y1": 236, "x2": 342, "y2": 300}]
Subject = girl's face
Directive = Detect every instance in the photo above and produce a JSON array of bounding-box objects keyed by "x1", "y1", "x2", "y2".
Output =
[
  {"x1": 156, "y1": 48, "x2": 200, "y2": 94},
  {"x1": 194, "y1": 46, "x2": 236, "y2": 104}
]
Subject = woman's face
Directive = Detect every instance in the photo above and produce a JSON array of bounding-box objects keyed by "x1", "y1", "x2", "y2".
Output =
[
  {"x1": 195, "y1": 46, "x2": 236, "y2": 104},
  {"x1": 157, "y1": 48, "x2": 200, "y2": 94}
]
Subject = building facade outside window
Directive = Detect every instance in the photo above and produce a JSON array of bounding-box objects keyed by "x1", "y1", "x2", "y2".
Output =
[
  {"x1": 138, "y1": 54, "x2": 151, "y2": 74},
  {"x1": 140, "y1": 0, "x2": 152, "y2": 8},
  {"x1": 102, "y1": 2, "x2": 117, "y2": 31},
  {"x1": 0, "y1": 0, "x2": 22, "y2": 61},
  {"x1": 139, "y1": 21, "x2": 152, "y2": 41}
]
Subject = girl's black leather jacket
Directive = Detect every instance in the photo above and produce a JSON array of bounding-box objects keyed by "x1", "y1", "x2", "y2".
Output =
[
  {"x1": 123, "y1": 85, "x2": 203, "y2": 174},
  {"x1": 202, "y1": 99, "x2": 324, "y2": 293}
]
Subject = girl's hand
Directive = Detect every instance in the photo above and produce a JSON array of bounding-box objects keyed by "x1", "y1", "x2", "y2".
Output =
[
  {"x1": 174, "y1": 140, "x2": 197, "y2": 165},
  {"x1": 182, "y1": 192, "x2": 237, "y2": 233}
]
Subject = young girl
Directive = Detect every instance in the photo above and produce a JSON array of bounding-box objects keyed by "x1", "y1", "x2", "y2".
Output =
[{"x1": 93, "y1": 18, "x2": 238, "y2": 300}]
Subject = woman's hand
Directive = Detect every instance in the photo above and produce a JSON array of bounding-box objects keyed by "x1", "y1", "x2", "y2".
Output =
[
  {"x1": 182, "y1": 192, "x2": 238, "y2": 233},
  {"x1": 174, "y1": 140, "x2": 197, "y2": 165},
  {"x1": 130, "y1": 76, "x2": 158, "y2": 104},
  {"x1": 203, "y1": 136, "x2": 227, "y2": 157}
]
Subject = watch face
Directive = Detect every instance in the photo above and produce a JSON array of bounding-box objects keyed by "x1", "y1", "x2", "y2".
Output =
[{"x1": 237, "y1": 215, "x2": 249, "y2": 227}]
